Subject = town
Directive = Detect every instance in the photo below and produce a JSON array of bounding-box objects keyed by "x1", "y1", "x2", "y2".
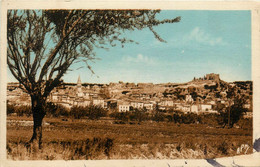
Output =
[{"x1": 7, "y1": 73, "x2": 252, "y2": 116}]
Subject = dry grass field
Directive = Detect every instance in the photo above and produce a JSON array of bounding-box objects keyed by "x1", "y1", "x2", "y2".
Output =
[{"x1": 7, "y1": 116, "x2": 252, "y2": 160}]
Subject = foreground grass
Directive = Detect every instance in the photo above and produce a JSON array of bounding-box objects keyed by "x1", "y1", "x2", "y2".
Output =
[{"x1": 7, "y1": 116, "x2": 252, "y2": 160}]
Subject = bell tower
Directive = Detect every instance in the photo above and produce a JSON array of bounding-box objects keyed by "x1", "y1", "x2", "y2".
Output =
[{"x1": 77, "y1": 75, "x2": 83, "y2": 97}]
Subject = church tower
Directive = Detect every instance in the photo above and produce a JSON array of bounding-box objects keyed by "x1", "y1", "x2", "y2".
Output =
[{"x1": 77, "y1": 75, "x2": 83, "y2": 97}]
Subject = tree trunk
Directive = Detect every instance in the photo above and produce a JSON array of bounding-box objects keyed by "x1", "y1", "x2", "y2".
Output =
[{"x1": 28, "y1": 94, "x2": 46, "y2": 149}]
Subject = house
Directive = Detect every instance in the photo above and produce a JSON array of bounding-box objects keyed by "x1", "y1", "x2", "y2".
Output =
[
  {"x1": 118, "y1": 104, "x2": 130, "y2": 112},
  {"x1": 93, "y1": 99, "x2": 106, "y2": 108},
  {"x1": 83, "y1": 92, "x2": 90, "y2": 99},
  {"x1": 130, "y1": 101, "x2": 144, "y2": 109},
  {"x1": 191, "y1": 105, "x2": 199, "y2": 113},
  {"x1": 182, "y1": 104, "x2": 191, "y2": 112},
  {"x1": 158, "y1": 106, "x2": 166, "y2": 110},
  {"x1": 160, "y1": 100, "x2": 174, "y2": 107},
  {"x1": 175, "y1": 103, "x2": 191, "y2": 112},
  {"x1": 186, "y1": 95, "x2": 194, "y2": 103},
  {"x1": 200, "y1": 104, "x2": 212, "y2": 111},
  {"x1": 144, "y1": 103, "x2": 153, "y2": 110}
]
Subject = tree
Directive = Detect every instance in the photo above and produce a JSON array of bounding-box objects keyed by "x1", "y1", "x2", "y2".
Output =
[
  {"x1": 7, "y1": 9, "x2": 181, "y2": 147},
  {"x1": 217, "y1": 85, "x2": 247, "y2": 128}
]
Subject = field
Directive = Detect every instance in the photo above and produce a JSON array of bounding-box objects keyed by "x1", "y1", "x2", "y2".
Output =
[{"x1": 7, "y1": 116, "x2": 252, "y2": 160}]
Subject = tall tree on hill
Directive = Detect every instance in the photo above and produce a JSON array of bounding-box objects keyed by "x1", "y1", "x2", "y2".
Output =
[{"x1": 7, "y1": 10, "x2": 180, "y2": 147}]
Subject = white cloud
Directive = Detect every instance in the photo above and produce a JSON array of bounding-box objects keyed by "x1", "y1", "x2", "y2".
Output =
[
  {"x1": 122, "y1": 54, "x2": 155, "y2": 65},
  {"x1": 185, "y1": 27, "x2": 226, "y2": 46},
  {"x1": 181, "y1": 50, "x2": 185, "y2": 54}
]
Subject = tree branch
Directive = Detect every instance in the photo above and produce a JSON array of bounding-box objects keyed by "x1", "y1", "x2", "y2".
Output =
[{"x1": 38, "y1": 10, "x2": 88, "y2": 83}]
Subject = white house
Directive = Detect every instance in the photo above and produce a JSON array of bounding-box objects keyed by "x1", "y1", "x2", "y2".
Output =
[
  {"x1": 130, "y1": 101, "x2": 144, "y2": 109},
  {"x1": 181, "y1": 104, "x2": 191, "y2": 112},
  {"x1": 191, "y1": 105, "x2": 199, "y2": 113},
  {"x1": 201, "y1": 104, "x2": 212, "y2": 111},
  {"x1": 160, "y1": 100, "x2": 174, "y2": 107},
  {"x1": 144, "y1": 103, "x2": 153, "y2": 110},
  {"x1": 118, "y1": 104, "x2": 130, "y2": 112},
  {"x1": 93, "y1": 99, "x2": 106, "y2": 108},
  {"x1": 186, "y1": 95, "x2": 194, "y2": 103},
  {"x1": 176, "y1": 103, "x2": 191, "y2": 112}
]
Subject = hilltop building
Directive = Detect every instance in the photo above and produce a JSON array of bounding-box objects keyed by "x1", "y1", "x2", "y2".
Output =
[{"x1": 206, "y1": 73, "x2": 220, "y2": 81}]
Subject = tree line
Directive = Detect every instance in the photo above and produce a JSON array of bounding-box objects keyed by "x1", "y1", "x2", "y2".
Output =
[{"x1": 7, "y1": 99, "x2": 251, "y2": 129}]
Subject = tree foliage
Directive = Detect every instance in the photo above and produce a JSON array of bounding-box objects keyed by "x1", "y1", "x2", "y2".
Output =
[
  {"x1": 7, "y1": 10, "x2": 180, "y2": 99},
  {"x1": 218, "y1": 95, "x2": 247, "y2": 128},
  {"x1": 217, "y1": 84, "x2": 248, "y2": 128}
]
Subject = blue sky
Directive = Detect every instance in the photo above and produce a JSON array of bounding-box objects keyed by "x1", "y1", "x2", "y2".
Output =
[{"x1": 8, "y1": 10, "x2": 251, "y2": 84}]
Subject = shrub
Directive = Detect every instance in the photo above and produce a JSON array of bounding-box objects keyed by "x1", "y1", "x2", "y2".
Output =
[
  {"x1": 45, "y1": 102, "x2": 69, "y2": 118},
  {"x1": 173, "y1": 112, "x2": 183, "y2": 123},
  {"x1": 110, "y1": 112, "x2": 130, "y2": 122},
  {"x1": 166, "y1": 112, "x2": 198, "y2": 124},
  {"x1": 16, "y1": 105, "x2": 31, "y2": 117},
  {"x1": 110, "y1": 110, "x2": 149, "y2": 123},
  {"x1": 7, "y1": 105, "x2": 31, "y2": 117},
  {"x1": 152, "y1": 112, "x2": 165, "y2": 122},
  {"x1": 182, "y1": 112, "x2": 198, "y2": 124},
  {"x1": 199, "y1": 113, "x2": 219, "y2": 126},
  {"x1": 129, "y1": 109, "x2": 149, "y2": 122},
  {"x1": 70, "y1": 105, "x2": 108, "y2": 120},
  {"x1": 7, "y1": 104, "x2": 15, "y2": 115},
  {"x1": 166, "y1": 115, "x2": 174, "y2": 122},
  {"x1": 70, "y1": 106, "x2": 87, "y2": 119},
  {"x1": 86, "y1": 105, "x2": 108, "y2": 120},
  {"x1": 236, "y1": 118, "x2": 252, "y2": 129},
  {"x1": 217, "y1": 141, "x2": 228, "y2": 155}
]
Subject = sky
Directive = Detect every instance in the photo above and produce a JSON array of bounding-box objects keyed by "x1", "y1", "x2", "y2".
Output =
[{"x1": 7, "y1": 10, "x2": 251, "y2": 84}]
